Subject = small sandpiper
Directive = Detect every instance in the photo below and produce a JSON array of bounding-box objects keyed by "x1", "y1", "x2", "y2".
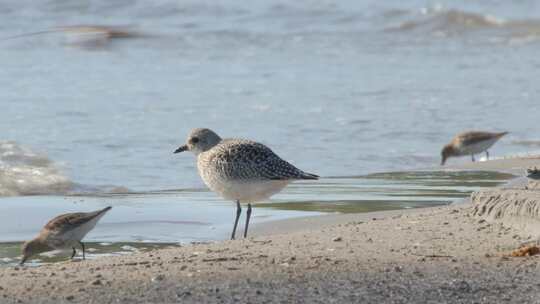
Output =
[
  {"x1": 527, "y1": 167, "x2": 540, "y2": 180},
  {"x1": 174, "y1": 128, "x2": 318, "y2": 239},
  {"x1": 440, "y1": 131, "x2": 508, "y2": 165},
  {"x1": 2, "y1": 25, "x2": 141, "y2": 49},
  {"x1": 20, "y1": 206, "x2": 112, "y2": 265}
]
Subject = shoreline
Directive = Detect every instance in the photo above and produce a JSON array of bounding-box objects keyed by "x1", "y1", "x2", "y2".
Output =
[
  {"x1": 1, "y1": 157, "x2": 540, "y2": 303},
  {"x1": 250, "y1": 204, "x2": 453, "y2": 237},
  {"x1": 441, "y1": 155, "x2": 540, "y2": 175},
  {"x1": 0, "y1": 163, "x2": 513, "y2": 249},
  {"x1": 251, "y1": 155, "x2": 540, "y2": 237}
]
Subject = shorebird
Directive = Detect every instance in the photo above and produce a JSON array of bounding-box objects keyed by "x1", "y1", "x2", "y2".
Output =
[
  {"x1": 174, "y1": 128, "x2": 318, "y2": 239},
  {"x1": 440, "y1": 131, "x2": 508, "y2": 165},
  {"x1": 2, "y1": 25, "x2": 143, "y2": 49},
  {"x1": 527, "y1": 167, "x2": 540, "y2": 180},
  {"x1": 20, "y1": 206, "x2": 112, "y2": 265}
]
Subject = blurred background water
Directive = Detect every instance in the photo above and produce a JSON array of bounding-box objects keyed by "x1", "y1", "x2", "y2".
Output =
[{"x1": 0, "y1": 0, "x2": 538, "y2": 263}]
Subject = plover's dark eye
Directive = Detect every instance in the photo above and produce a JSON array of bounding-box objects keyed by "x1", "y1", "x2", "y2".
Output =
[{"x1": 190, "y1": 137, "x2": 199, "y2": 144}]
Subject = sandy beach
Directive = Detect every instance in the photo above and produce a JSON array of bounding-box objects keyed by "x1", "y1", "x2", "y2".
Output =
[{"x1": 1, "y1": 157, "x2": 540, "y2": 303}]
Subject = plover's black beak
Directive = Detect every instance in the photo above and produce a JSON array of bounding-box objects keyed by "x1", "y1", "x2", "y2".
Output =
[
  {"x1": 174, "y1": 145, "x2": 188, "y2": 154},
  {"x1": 19, "y1": 256, "x2": 27, "y2": 266}
]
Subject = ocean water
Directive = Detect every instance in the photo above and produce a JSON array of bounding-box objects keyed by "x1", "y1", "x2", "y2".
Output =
[{"x1": 0, "y1": 0, "x2": 538, "y2": 263}]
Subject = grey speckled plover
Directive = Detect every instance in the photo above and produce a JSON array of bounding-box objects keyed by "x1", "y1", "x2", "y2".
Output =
[
  {"x1": 174, "y1": 128, "x2": 318, "y2": 239},
  {"x1": 20, "y1": 206, "x2": 112, "y2": 265},
  {"x1": 441, "y1": 131, "x2": 508, "y2": 165}
]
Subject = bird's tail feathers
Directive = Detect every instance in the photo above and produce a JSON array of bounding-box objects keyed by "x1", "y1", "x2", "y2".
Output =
[
  {"x1": 300, "y1": 172, "x2": 319, "y2": 180},
  {"x1": 98, "y1": 206, "x2": 113, "y2": 214}
]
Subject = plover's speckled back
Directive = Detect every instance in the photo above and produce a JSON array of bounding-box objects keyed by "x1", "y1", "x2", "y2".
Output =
[
  {"x1": 174, "y1": 128, "x2": 318, "y2": 239},
  {"x1": 441, "y1": 131, "x2": 508, "y2": 165},
  {"x1": 20, "y1": 206, "x2": 112, "y2": 265}
]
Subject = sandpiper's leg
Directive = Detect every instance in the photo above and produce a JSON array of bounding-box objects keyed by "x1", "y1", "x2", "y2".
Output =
[
  {"x1": 486, "y1": 150, "x2": 489, "y2": 160},
  {"x1": 471, "y1": 154, "x2": 475, "y2": 162},
  {"x1": 71, "y1": 247, "x2": 76, "y2": 259},
  {"x1": 79, "y1": 241, "x2": 85, "y2": 260},
  {"x1": 231, "y1": 200, "x2": 242, "y2": 240},
  {"x1": 244, "y1": 203, "x2": 252, "y2": 238}
]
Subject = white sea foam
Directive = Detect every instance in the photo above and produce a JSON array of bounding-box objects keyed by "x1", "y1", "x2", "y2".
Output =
[{"x1": 0, "y1": 141, "x2": 73, "y2": 196}]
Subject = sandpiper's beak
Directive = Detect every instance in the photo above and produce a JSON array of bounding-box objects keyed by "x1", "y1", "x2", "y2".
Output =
[
  {"x1": 174, "y1": 145, "x2": 188, "y2": 154},
  {"x1": 19, "y1": 256, "x2": 28, "y2": 266},
  {"x1": 441, "y1": 157, "x2": 446, "y2": 166}
]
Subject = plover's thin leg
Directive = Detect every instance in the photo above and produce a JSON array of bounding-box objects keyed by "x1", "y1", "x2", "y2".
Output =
[
  {"x1": 79, "y1": 241, "x2": 85, "y2": 260},
  {"x1": 486, "y1": 150, "x2": 489, "y2": 160},
  {"x1": 471, "y1": 154, "x2": 475, "y2": 162},
  {"x1": 244, "y1": 203, "x2": 252, "y2": 238},
  {"x1": 231, "y1": 200, "x2": 242, "y2": 240},
  {"x1": 71, "y1": 247, "x2": 76, "y2": 259}
]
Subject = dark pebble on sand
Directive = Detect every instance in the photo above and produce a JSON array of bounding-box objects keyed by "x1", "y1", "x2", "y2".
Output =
[{"x1": 151, "y1": 274, "x2": 165, "y2": 282}]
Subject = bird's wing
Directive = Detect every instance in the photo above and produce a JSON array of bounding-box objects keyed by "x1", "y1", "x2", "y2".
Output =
[
  {"x1": 43, "y1": 207, "x2": 111, "y2": 234},
  {"x1": 212, "y1": 140, "x2": 318, "y2": 181},
  {"x1": 458, "y1": 131, "x2": 505, "y2": 146}
]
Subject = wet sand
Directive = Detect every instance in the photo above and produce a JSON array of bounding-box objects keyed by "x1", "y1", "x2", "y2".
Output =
[
  {"x1": 1, "y1": 157, "x2": 540, "y2": 303},
  {"x1": 444, "y1": 155, "x2": 540, "y2": 175}
]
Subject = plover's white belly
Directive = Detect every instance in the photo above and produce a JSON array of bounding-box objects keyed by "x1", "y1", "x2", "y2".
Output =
[
  {"x1": 195, "y1": 140, "x2": 311, "y2": 203},
  {"x1": 202, "y1": 176, "x2": 289, "y2": 203},
  {"x1": 458, "y1": 138, "x2": 499, "y2": 155}
]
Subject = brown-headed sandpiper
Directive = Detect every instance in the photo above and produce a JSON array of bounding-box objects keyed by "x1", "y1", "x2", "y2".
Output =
[
  {"x1": 20, "y1": 206, "x2": 112, "y2": 265},
  {"x1": 441, "y1": 131, "x2": 508, "y2": 165}
]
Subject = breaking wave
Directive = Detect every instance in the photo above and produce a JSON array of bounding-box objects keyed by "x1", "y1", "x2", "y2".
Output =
[
  {"x1": 385, "y1": 8, "x2": 540, "y2": 42},
  {"x1": 0, "y1": 141, "x2": 73, "y2": 196},
  {"x1": 387, "y1": 10, "x2": 504, "y2": 32}
]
